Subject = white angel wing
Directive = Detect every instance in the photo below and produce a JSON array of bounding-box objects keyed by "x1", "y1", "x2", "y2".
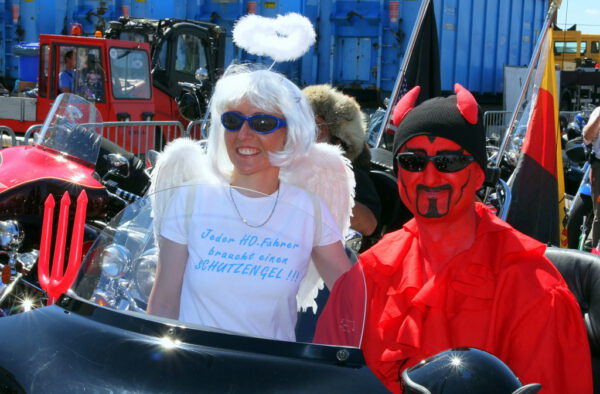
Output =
[
  {"x1": 281, "y1": 143, "x2": 355, "y2": 312},
  {"x1": 148, "y1": 138, "x2": 216, "y2": 236}
]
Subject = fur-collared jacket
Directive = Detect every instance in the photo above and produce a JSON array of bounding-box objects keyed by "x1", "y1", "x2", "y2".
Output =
[{"x1": 302, "y1": 84, "x2": 367, "y2": 162}]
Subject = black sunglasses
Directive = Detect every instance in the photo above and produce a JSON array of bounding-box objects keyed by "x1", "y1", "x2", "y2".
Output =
[
  {"x1": 395, "y1": 152, "x2": 475, "y2": 173},
  {"x1": 221, "y1": 111, "x2": 287, "y2": 134}
]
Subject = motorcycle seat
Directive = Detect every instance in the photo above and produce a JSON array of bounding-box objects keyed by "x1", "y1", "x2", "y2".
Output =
[
  {"x1": 545, "y1": 246, "x2": 600, "y2": 391},
  {"x1": 368, "y1": 170, "x2": 412, "y2": 234}
]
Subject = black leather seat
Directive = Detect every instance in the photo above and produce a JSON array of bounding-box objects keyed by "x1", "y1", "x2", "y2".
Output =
[
  {"x1": 368, "y1": 170, "x2": 412, "y2": 235},
  {"x1": 545, "y1": 247, "x2": 600, "y2": 392}
]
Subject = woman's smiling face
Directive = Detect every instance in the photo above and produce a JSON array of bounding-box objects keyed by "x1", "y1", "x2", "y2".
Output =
[{"x1": 224, "y1": 99, "x2": 287, "y2": 180}]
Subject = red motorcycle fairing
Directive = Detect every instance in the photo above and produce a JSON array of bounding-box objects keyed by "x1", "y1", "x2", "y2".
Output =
[
  {"x1": 0, "y1": 145, "x2": 103, "y2": 192},
  {"x1": 0, "y1": 145, "x2": 109, "y2": 251}
]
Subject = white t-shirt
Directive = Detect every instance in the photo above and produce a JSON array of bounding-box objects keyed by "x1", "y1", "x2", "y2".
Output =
[
  {"x1": 160, "y1": 182, "x2": 341, "y2": 341},
  {"x1": 585, "y1": 106, "x2": 600, "y2": 158}
]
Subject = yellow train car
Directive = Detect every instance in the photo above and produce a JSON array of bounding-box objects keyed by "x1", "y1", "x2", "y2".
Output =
[{"x1": 553, "y1": 27, "x2": 600, "y2": 70}]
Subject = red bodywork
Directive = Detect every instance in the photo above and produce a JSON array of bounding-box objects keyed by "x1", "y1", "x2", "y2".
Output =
[
  {"x1": 0, "y1": 145, "x2": 108, "y2": 249},
  {"x1": 0, "y1": 145, "x2": 103, "y2": 193}
]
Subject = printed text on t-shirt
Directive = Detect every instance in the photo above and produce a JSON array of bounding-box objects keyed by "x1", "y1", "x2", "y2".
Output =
[{"x1": 194, "y1": 228, "x2": 303, "y2": 282}]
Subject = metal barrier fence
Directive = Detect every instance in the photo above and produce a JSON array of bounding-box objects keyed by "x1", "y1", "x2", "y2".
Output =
[
  {"x1": 21, "y1": 120, "x2": 194, "y2": 156},
  {"x1": 559, "y1": 111, "x2": 580, "y2": 124},
  {"x1": 8, "y1": 120, "x2": 211, "y2": 158},
  {"x1": 483, "y1": 111, "x2": 511, "y2": 144},
  {"x1": 185, "y1": 119, "x2": 208, "y2": 140},
  {"x1": 23, "y1": 124, "x2": 43, "y2": 145},
  {"x1": 99, "y1": 121, "x2": 186, "y2": 155},
  {"x1": 484, "y1": 110, "x2": 584, "y2": 145},
  {"x1": 0, "y1": 126, "x2": 17, "y2": 148}
]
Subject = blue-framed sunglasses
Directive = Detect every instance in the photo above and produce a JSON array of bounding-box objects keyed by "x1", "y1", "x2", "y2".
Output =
[
  {"x1": 221, "y1": 111, "x2": 287, "y2": 134},
  {"x1": 395, "y1": 152, "x2": 475, "y2": 173}
]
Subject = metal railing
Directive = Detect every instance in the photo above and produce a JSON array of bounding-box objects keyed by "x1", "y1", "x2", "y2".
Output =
[
  {"x1": 0, "y1": 126, "x2": 17, "y2": 148},
  {"x1": 21, "y1": 120, "x2": 194, "y2": 156},
  {"x1": 98, "y1": 121, "x2": 186, "y2": 156},
  {"x1": 484, "y1": 110, "x2": 585, "y2": 146},
  {"x1": 185, "y1": 119, "x2": 208, "y2": 140},
  {"x1": 559, "y1": 110, "x2": 580, "y2": 124},
  {"x1": 23, "y1": 124, "x2": 43, "y2": 145},
  {"x1": 483, "y1": 111, "x2": 512, "y2": 144},
  {"x1": 9, "y1": 119, "x2": 212, "y2": 159}
]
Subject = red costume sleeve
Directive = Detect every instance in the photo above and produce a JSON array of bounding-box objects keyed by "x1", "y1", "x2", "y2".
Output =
[{"x1": 313, "y1": 263, "x2": 367, "y2": 348}]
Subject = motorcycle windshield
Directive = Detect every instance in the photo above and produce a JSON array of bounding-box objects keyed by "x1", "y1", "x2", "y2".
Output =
[
  {"x1": 35, "y1": 93, "x2": 103, "y2": 166},
  {"x1": 71, "y1": 182, "x2": 367, "y2": 348}
]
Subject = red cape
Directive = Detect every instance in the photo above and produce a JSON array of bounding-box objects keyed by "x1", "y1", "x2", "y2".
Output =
[{"x1": 315, "y1": 203, "x2": 592, "y2": 393}]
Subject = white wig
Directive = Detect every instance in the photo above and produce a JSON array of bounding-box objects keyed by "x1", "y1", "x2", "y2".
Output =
[{"x1": 206, "y1": 64, "x2": 316, "y2": 180}]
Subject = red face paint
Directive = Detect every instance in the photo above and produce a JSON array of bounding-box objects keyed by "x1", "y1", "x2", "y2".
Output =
[{"x1": 396, "y1": 135, "x2": 483, "y2": 221}]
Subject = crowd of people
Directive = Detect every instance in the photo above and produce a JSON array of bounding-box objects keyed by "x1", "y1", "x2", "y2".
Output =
[{"x1": 144, "y1": 64, "x2": 593, "y2": 393}]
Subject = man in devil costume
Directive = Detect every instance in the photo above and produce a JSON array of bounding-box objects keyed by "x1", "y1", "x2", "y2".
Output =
[{"x1": 314, "y1": 84, "x2": 592, "y2": 393}]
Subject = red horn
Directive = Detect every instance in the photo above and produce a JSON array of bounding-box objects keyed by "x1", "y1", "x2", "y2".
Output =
[
  {"x1": 454, "y1": 83, "x2": 478, "y2": 124},
  {"x1": 392, "y1": 86, "x2": 421, "y2": 126}
]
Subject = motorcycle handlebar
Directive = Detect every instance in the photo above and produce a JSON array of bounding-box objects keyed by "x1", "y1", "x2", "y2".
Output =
[
  {"x1": 178, "y1": 81, "x2": 203, "y2": 89},
  {"x1": 103, "y1": 180, "x2": 141, "y2": 204}
]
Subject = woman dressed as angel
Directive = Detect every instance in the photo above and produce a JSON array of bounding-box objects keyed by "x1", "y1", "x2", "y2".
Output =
[{"x1": 146, "y1": 62, "x2": 354, "y2": 341}]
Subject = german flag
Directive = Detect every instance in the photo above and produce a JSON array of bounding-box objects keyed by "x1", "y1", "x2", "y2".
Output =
[{"x1": 506, "y1": 29, "x2": 567, "y2": 247}]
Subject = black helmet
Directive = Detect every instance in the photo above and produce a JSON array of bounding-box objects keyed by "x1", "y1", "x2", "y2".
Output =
[{"x1": 401, "y1": 348, "x2": 541, "y2": 394}]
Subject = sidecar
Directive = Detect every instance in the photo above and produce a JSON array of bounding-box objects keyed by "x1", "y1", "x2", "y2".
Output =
[{"x1": 0, "y1": 183, "x2": 389, "y2": 393}]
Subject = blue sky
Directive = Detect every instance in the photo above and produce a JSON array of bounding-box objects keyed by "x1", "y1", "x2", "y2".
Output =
[{"x1": 556, "y1": 0, "x2": 600, "y2": 35}]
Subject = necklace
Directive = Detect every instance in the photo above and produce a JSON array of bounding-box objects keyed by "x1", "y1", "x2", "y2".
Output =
[{"x1": 229, "y1": 185, "x2": 280, "y2": 228}]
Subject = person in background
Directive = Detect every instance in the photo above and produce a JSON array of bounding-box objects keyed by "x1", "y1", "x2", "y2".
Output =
[
  {"x1": 58, "y1": 50, "x2": 75, "y2": 93},
  {"x1": 314, "y1": 84, "x2": 592, "y2": 393},
  {"x1": 583, "y1": 105, "x2": 600, "y2": 251},
  {"x1": 79, "y1": 53, "x2": 105, "y2": 101},
  {"x1": 302, "y1": 84, "x2": 381, "y2": 237}
]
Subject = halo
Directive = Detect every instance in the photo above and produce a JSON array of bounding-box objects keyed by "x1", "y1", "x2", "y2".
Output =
[{"x1": 232, "y1": 13, "x2": 316, "y2": 63}]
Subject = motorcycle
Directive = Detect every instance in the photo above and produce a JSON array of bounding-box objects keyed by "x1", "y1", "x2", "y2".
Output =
[
  {"x1": 565, "y1": 104, "x2": 595, "y2": 141},
  {"x1": 0, "y1": 93, "x2": 151, "y2": 312},
  {"x1": 176, "y1": 67, "x2": 211, "y2": 124},
  {"x1": 0, "y1": 181, "x2": 389, "y2": 393},
  {"x1": 0, "y1": 180, "x2": 582, "y2": 393}
]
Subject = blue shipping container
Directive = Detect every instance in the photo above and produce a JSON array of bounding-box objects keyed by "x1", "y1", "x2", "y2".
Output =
[
  {"x1": 1, "y1": 0, "x2": 549, "y2": 101},
  {"x1": 436, "y1": 0, "x2": 547, "y2": 97}
]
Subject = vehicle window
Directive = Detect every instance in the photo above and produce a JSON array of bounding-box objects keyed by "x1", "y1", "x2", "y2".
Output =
[
  {"x1": 39, "y1": 44, "x2": 49, "y2": 98},
  {"x1": 580, "y1": 41, "x2": 587, "y2": 55},
  {"x1": 109, "y1": 47, "x2": 151, "y2": 100},
  {"x1": 118, "y1": 32, "x2": 148, "y2": 43},
  {"x1": 54, "y1": 45, "x2": 76, "y2": 98},
  {"x1": 591, "y1": 41, "x2": 600, "y2": 54},
  {"x1": 157, "y1": 42, "x2": 167, "y2": 70},
  {"x1": 55, "y1": 46, "x2": 103, "y2": 100},
  {"x1": 554, "y1": 41, "x2": 578, "y2": 54},
  {"x1": 175, "y1": 34, "x2": 208, "y2": 76}
]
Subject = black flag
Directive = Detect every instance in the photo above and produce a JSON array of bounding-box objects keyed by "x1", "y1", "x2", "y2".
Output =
[{"x1": 403, "y1": 1, "x2": 441, "y2": 105}]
